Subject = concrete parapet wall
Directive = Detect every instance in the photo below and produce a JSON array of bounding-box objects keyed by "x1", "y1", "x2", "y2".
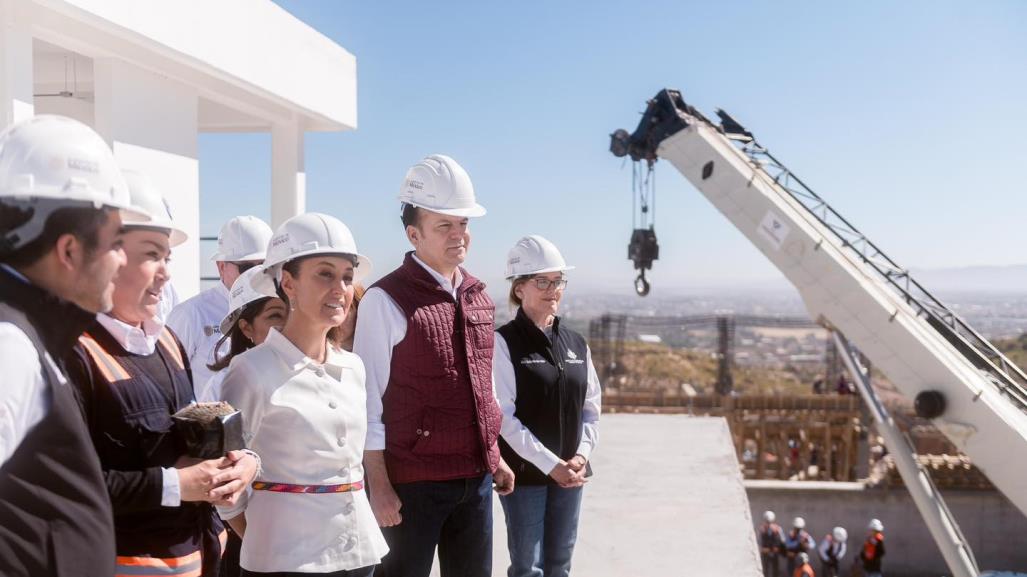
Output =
[{"x1": 745, "y1": 481, "x2": 1027, "y2": 576}]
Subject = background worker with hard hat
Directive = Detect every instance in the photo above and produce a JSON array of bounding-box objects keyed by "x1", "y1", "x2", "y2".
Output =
[
  {"x1": 218, "y1": 213, "x2": 388, "y2": 576},
  {"x1": 167, "y1": 214, "x2": 273, "y2": 389},
  {"x1": 785, "y1": 516, "x2": 816, "y2": 576},
  {"x1": 860, "y1": 519, "x2": 886, "y2": 577},
  {"x1": 65, "y1": 170, "x2": 257, "y2": 577},
  {"x1": 793, "y1": 552, "x2": 815, "y2": 577},
  {"x1": 196, "y1": 265, "x2": 286, "y2": 403},
  {"x1": 494, "y1": 235, "x2": 601, "y2": 577},
  {"x1": 758, "y1": 510, "x2": 786, "y2": 577},
  {"x1": 0, "y1": 115, "x2": 142, "y2": 577},
  {"x1": 354, "y1": 154, "x2": 515, "y2": 577},
  {"x1": 817, "y1": 526, "x2": 847, "y2": 577}
]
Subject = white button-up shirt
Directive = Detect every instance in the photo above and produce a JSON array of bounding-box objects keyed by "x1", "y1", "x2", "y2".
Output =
[
  {"x1": 353, "y1": 253, "x2": 465, "y2": 452},
  {"x1": 166, "y1": 283, "x2": 230, "y2": 390},
  {"x1": 218, "y1": 328, "x2": 388, "y2": 573},
  {"x1": 493, "y1": 329, "x2": 602, "y2": 475}
]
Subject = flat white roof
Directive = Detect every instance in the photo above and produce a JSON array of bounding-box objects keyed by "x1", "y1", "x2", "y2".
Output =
[{"x1": 28, "y1": 0, "x2": 356, "y2": 131}]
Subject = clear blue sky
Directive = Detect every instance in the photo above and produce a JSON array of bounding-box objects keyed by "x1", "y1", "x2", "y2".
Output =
[{"x1": 198, "y1": 1, "x2": 1027, "y2": 297}]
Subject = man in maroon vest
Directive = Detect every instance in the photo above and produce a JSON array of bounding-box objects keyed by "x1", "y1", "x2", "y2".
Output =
[{"x1": 355, "y1": 154, "x2": 515, "y2": 577}]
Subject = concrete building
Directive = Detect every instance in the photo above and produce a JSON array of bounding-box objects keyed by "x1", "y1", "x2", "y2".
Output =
[{"x1": 0, "y1": 0, "x2": 356, "y2": 297}]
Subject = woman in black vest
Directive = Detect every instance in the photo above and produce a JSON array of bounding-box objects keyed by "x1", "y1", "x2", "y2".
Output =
[{"x1": 495, "y1": 235, "x2": 602, "y2": 577}]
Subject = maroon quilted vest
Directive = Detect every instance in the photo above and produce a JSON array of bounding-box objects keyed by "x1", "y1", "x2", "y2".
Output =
[{"x1": 373, "y1": 253, "x2": 502, "y2": 484}]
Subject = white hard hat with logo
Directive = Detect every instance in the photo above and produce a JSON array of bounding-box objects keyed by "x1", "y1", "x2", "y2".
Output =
[
  {"x1": 505, "y1": 234, "x2": 575, "y2": 280},
  {"x1": 833, "y1": 527, "x2": 848, "y2": 542},
  {"x1": 220, "y1": 265, "x2": 272, "y2": 335},
  {"x1": 0, "y1": 115, "x2": 148, "y2": 250},
  {"x1": 252, "y1": 212, "x2": 372, "y2": 296},
  {"x1": 210, "y1": 215, "x2": 273, "y2": 262},
  {"x1": 398, "y1": 154, "x2": 486, "y2": 218},
  {"x1": 120, "y1": 169, "x2": 187, "y2": 247},
  {"x1": 868, "y1": 519, "x2": 884, "y2": 532}
]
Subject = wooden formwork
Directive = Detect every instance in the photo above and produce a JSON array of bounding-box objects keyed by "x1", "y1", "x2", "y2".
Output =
[{"x1": 604, "y1": 392, "x2": 864, "y2": 481}]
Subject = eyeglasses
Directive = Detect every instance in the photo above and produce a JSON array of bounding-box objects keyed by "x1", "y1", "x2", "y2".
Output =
[{"x1": 529, "y1": 277, "x2": 568, "y2": 291}]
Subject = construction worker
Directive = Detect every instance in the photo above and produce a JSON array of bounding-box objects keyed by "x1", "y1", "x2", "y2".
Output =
[
  {"x1": 65, "y1": 170, "x2": 258, "y2": 577},
  {"x1": 197, "y1": 265, "x2": 286, "y2": 402},
  {"x1": 495, "y1": 235, "x2": 602, "y2": 577},
  {"x1": 793, "y1": 552, "x2": 815, "y2": 577},
  {"x1": 785, "y1": 516, "x2": 816, "y2": 576},
  {"x1": 354, "y1": 154, "x2": 515, "y2": 577},
  {"x1": 860, "y1": 519, "x2": 886, "y2": 577},
  {"x1": 218, "y1": 213, "x2": 388, "y2": 575},
  {"x1": 758, "y1": 510, "x2": 786, "y2": 577},
  {"x1": 167, "y1": 215, "x2": 272, "y2": 389},
  {"x1": 817, "y1": 526, "x2": 847, "y2": 577},
  {"x1": 0, "y1": 115, "x2": 142, "y2": 577}
]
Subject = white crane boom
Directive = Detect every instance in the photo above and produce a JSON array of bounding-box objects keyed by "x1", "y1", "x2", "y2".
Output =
[{"x1": 610, "y1": 89, "x2": 1027, "y2": 522}]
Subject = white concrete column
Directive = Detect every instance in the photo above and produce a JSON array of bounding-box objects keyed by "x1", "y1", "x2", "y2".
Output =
[
  {"x1": 271, "y1": 121, "x2": 305, "y2": 228},
  {"x1": 0, "y1": 0, "x2": 33, "y2": 128},
  {"x1": 93, "y1": 58, "x2": 201, "y2": 298}
]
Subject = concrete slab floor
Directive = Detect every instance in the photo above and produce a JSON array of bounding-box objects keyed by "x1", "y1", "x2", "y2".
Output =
[{"x1": 426, "y1": 414, "x2": 762, "y2": 576}]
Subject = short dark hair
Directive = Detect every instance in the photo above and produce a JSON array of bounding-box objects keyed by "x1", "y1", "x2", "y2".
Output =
[
  {"x1": 0, "y1": 203, "x2": 110, "y2": 268},
  {"x1": 401, "y1": 203, "x2": 422, "y2": 229}
]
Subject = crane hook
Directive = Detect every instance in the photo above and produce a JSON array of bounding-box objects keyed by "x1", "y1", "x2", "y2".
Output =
[{"x1": 634, "y1": 270, "x2": 651, "y2": 297}]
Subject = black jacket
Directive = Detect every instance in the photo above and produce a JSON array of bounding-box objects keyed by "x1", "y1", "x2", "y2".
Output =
[
  {"x1": 65, "y1": 321, "x2": 223, "y2": 576},
  {"x1": 497, "y1": 308, "x2": 591, "y2": 485},
  {"x1": 0, "y1": 266, "x2": 116, "y2": 577}
]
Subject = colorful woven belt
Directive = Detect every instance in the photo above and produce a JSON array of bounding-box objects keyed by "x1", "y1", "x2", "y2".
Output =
[{"x1": 252, "y1": 480, "x2": 364, "y2": 494}]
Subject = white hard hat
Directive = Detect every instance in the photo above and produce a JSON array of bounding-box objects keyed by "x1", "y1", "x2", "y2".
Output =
[
  {"x1": 505, "y1": 234, "x2": 575, "y2": 280},
  {"x1": 220, "y1": 265, "x2": 273, "y2": 335},
  {"x1": 793, "y1": 517, "x2": 806, "y2": 529},
  {"x1": 763, "y1": 511, "x2": 776, "y2": 523},
  {"x1": 833, "y1": 527, "x2": 848, "y2": 542},
  {"x1": 253, "y1": 212, "x2": 372, "y2": 296},
  {"x1": 210, "y1": 215, "x2": 273, "y2": 262},
  {"x1": 797, "y1": 553, "x2": 810, "y2": 564},
  {"x1": 120, "y1": 170, "x2": 187, "y2": 247},
  {"x1": 0, "y1": 115, "x2": 147, "y2": 250},
  {"x1": 868, "y1": 519, "x2": 884, "y2": 532},
  {"x1": 398, "y1": 154, "x2": 486, "y2": 218}
]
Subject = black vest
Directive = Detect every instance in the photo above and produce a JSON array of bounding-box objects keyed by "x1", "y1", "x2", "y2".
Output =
[
  {"x1": 497, "y1": 308, "x2": 590, "y2": 485},
  {"x1": 66, "y1": 322, "x2": 223, "y2": 575},
  {"x1": 0, "y1": 267, "x2": 116, "y2": 577}
]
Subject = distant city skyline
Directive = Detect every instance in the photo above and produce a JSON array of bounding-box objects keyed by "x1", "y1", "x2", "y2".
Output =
[{"x1": 196, "y1": 1, "x2": 1027, "y2": 296}]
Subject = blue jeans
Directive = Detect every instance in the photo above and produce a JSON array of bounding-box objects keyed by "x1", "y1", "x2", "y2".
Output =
[
  {"x1": 499, "y1": 485, "x2": 583, "y2": 577},
  {"x1": 378, "y1": 475, "x2": 493, "y2": 577}
]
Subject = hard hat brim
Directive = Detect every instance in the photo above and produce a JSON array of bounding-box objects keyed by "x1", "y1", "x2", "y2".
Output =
[
  {"x1": 255, "y1": 251, "x2": 374, "y2": 297},
  {"x1": 123, "y1": 219, "x2": 188, "y2": 248},
  {"x1": 505, "y1": 264, "x2": 575, "y2": 280},
  {"x1": 406, "y1": 201, "x2": 487, "y2": 218},
  {"x1": 210, "y1": 249, "x2": 269, "y2": 263}
]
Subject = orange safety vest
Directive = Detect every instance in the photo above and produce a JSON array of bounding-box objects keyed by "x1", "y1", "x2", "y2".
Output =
[
  {"x1": 794, "y1": 563, "x2": 815, "y2": 577},
  {"x1": 78, "y1": 327, "x2": 225, "y2": 577},
  {"x1": 863, "y1": 532, "x2": 884, "y2": 560}
]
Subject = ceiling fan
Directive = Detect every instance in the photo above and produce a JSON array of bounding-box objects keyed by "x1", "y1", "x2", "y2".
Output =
[{"x1": 34, "y1": 54, "x2": 93, "y2": 101}]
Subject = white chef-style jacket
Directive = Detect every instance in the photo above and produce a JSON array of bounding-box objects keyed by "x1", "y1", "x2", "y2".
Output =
[
  {"x1": 166, "y1": 282, "x2": 230, "y2": 390},
  {"x1": 217, "y1": 328, "x2": 388, "y2": 573},
  {"x1": 493, "y1": 330, "x2": 602, "y2": 475}
]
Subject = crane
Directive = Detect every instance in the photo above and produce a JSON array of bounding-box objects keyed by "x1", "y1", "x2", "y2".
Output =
[{"x1": 610, "y1": 89, "x2": 1027, "y2": 576}]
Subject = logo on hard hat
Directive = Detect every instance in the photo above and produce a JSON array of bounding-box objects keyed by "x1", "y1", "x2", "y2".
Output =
[
  {"x1": 271, "y1": 233, "x2": 290, "y2": 247},
  {"x1": 67, "y1": 157, "x2": 99, "y2": 173},
  {"x1": 407, "y1": 179, "x2": 424, "y2": 190}
]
